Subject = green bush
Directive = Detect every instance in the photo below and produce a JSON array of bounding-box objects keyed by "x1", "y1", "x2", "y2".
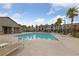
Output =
[
  {"x1": 72, "y1": 32, "x2": 79, "y2": 38},
  {"x1": 75, "y1": 32, "x2": 79, "y2": 38}
]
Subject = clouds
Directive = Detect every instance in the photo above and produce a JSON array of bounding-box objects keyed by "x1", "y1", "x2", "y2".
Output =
[
  {"x1": 0, "y1": 4, "x2": 12, "y2": 16},
  {"x1": 49, "y1": 15, "x2": 71, "y2": 25},
  {"x1": 10, "y1": 13, "x2": 25, "y2": 24},
  {"x1": 47, "y1": 7, "x2": 55, "y2": 16},
  {"x1": 1, "y1": 3, "x2": 12, "y2": 10},
  {"x1": 22, "y1": 18, "x2": 46, "y2": 26},
  {"x1": 34, "y1": 18, "x2": 44, "y2": 22},
  {"x1": 0, "y1": 3, "x2": 25, "y2": 24},
  {"x1": 47, "y1": 3, "x2": 79, "y2": 16},
  {"x1": 0, "y1": 3, "x2": 78, "y2": 26},
  {"x1": 47, "y1": 3, "x2": 63, "y2": 15},
  {"x1": 49, "y1": 15, "x2": 64, "y2": 24},
  {"x1": 0, "y1": 12, "x2": 8, "y2": 17},
  {"x1": 47, "y1": 3, "x2": 79, "y2": 25},
  {"x1": 33, "y1": 18, "x2": 46, "y2": 25},
  {"x1": 11, "y1": 13, "x2": 21, "y2": 19},
  {"x1": 53, "y1": 3, "x2": 79, "y2": 7}
]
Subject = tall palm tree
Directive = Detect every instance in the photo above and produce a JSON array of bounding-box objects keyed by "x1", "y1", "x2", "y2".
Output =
[
  {"x1": 54, "y1": 17, "x2": 62, "y2": 32},
  {"x1": 66, "y1": 6, "x2": 79, "y2": 35},
  {"x1": 56, "y1": 18, "x2": 62, "y2": 26}
]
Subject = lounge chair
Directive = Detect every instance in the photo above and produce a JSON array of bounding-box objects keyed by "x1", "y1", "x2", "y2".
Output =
[
  {"x1": 0, "y1": 42, "x2": 22, "y2": 56},
  {"x1": 0, "y1": 43, "x2": 8, "y2": 48}
]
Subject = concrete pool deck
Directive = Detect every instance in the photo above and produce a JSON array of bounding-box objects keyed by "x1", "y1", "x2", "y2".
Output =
[{"x1": 0, "y1": 32, "x2": 79, "y2": 56}]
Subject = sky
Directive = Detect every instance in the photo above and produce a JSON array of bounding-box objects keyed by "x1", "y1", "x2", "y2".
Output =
[{"x1": 0, "y1": 3, "x2": 79, "y2": 26}]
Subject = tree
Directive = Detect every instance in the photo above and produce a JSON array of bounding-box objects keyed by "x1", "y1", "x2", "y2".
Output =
[
  {"x1": 18, "y1": 24, "x2": 27, "y2": 32},
  {"x1": 56, "y1": 18, "x2": 62, "y2": 26},
  {"x1": 54, "y1": 17, "x2": 62, "y2": 32},
  {"x1": 21, "y1": 25, "x2": 27, "y2": 32},
  {"x1": 66, "y1": 6, "x2": 79, "y2": 35}
]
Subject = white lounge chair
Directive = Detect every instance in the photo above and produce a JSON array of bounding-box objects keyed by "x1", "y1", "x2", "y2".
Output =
[
  {"x1": 0, "y1": 42, "x2": 22, "y2": 56},
  {"x1": 0, "y1": 43, "x2": 8, "y2": 48}
]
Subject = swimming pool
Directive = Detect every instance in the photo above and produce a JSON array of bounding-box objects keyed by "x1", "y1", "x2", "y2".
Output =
[{"x1": 16, "y1": 33, "x2": 57, "y2": 40}]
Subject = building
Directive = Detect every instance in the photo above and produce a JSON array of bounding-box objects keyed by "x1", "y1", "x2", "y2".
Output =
[
  {"x1": 54, "y1": 23, "x2": 79, "y2": 34},
  {"x1": 0, "y1": 17, "x2": 21, "y2": 34},
  {"x1": 39, "y1": 25, "x2": 46, "y2": 32},
  {"x1": 26, "y1": 23, "x2": 79, "y2": 33},
  {"x1": 27, "y1": 25, "x2": 35, "y2": 32},
  {"x1": 45, "y1": 24, "x2": 53, "y2": 32},
  {"x1": 74, "y1": 23, "x2": 79, "y2": 32},
  {"x1": 35, "y1": 24, "x2": 53, "y2": 32}
]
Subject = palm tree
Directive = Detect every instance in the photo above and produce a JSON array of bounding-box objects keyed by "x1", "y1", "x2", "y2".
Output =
[
  {"x1": 66, "y1": 6, "x2": 79, "y2": 35},
  {"x1": 54, "y1": 17, "x2": 62, "y2": 32},
  {"x1": 56, "y1": 18, "x2": 62, "y2": 25}
]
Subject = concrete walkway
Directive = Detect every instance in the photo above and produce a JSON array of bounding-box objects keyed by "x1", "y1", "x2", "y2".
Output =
[
  {"x1": 0, "y1": 33, "x2": 79, "y2": 56},
  {"x1": 9, "y1": 40, "x2": 78, "y2": 56},
  {"x1": 53, "y1": 33, "x2": 79, "y2": 55}
]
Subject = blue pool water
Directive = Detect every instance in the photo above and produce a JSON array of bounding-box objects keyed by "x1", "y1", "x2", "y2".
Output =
[{"x1": 16, "y1": 33, "x2": 57, "y2": 40}]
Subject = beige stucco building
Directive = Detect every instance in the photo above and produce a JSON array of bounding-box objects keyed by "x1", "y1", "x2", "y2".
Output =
[
  {"x1": 35, "y1": 24, "x2": 53, "y2": 32},
  {"x1": 0, "y1": 17, "x2": 21, "y2": 34}
]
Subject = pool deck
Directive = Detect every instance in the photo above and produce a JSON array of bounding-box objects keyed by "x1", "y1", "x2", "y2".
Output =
[{"x1": 0, "y1": 32, "x2": 79, "y2": 56}]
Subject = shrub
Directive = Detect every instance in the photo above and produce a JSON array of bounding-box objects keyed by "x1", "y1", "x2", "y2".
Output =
[
  {"x1": 75, "y1": 32, "x2": 79, "y2": 38},
  {"x1": 72, "y1": 32, "x2": 79, "y2": 38}
]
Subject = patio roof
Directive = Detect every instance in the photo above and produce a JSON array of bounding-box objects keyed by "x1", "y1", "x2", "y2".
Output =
[{"x1": 0, "y1": 17, "x2": 20, "y2": 27}]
